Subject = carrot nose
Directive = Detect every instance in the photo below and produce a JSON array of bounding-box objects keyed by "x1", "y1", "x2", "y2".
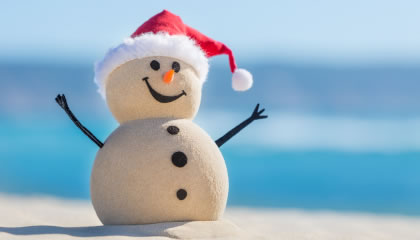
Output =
[{"x1": 163, "y1": 69, "x2": 175, "y2": 84}]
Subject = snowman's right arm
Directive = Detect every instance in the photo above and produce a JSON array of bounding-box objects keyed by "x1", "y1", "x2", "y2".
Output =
[
  {"x1": 215, "y1": 103, "x2": 267, "y2": 148},
  {"x1": 55, "y1": 94, "x2": 104, "y2": 148}
]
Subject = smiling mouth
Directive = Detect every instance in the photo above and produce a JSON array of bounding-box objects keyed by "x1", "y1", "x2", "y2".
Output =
[{"x1": 142, "y1": 77, "x2": 187, "y2": 103}]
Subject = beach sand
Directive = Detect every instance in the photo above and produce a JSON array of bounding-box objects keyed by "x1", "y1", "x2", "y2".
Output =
[{"x1": 0, "y1": 194, "x2": 419, "y2": 239}]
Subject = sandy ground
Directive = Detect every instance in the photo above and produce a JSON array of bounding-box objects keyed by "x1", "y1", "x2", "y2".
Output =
[{"x1": 0, "y1": 194, "x2": 419, "y2": 240}]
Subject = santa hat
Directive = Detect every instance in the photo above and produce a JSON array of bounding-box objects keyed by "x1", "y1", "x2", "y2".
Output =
[{"x1": 95, "y1": 10, "x2": 253, "y2": 97}]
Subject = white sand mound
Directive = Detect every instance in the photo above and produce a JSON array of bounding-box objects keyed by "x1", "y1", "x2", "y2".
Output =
[
  {"x1": 1, "y1": 194, "x2": 420, "y2": 240},
  {"x1": 0, "y1": 194, "x2": 252, "y2": 239}
]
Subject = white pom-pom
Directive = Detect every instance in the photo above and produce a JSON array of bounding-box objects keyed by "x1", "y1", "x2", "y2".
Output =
[{"x1": 232, "y1": 68, "x2": 253, "y2": 91}]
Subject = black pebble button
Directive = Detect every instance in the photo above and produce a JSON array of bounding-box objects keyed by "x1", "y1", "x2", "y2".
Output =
[
  {"x1": 172, "y1": 151, "x2": 187, "y2": 167},
  {"x1": 177, "y1": 189, "x2": 187, "y2": 200},
  {"x1": 167, "y1": 126, "x2": 179, "y2": 135}
]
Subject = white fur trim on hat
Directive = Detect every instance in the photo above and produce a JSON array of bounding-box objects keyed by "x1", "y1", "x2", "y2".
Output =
[
  {"x1": 232, "y1": 68, "x2": 253, "y2": 91},
  {"x1": 94, "y1": 32, "x2": 209, "y2": 98}
]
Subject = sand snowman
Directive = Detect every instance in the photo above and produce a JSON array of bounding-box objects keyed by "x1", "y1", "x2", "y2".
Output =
[{"x1": 56, "y1": 10, "x2": 267, "y2": 225}]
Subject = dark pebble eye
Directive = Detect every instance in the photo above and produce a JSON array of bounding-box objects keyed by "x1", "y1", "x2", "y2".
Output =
[
  {"x1": 172, "y1": 61, "x2": 180, "y2": 73},
  {"x1": 150, "y1": 60, "x2": 160, "y2": 71}
]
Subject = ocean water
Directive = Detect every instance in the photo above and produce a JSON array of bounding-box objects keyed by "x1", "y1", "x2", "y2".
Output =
[{"x1": 1, "y1": 61, "x2": 420, "y2": 216}]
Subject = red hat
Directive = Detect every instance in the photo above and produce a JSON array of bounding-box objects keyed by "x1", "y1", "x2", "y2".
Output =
[{"x1": 95, "y1": 10, "x2": 253, "y2": 98}]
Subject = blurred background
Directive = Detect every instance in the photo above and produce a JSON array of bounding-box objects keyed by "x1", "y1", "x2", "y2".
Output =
[{"x1": 1, "y1": 0, "x2": 419, "y2": 215}]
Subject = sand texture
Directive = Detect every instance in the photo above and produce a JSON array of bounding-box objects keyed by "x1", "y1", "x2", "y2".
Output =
[{"x1": 0, "y1": 194, "x2": 419, "y2": 239}]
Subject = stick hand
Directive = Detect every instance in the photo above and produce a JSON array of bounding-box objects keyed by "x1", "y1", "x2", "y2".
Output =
[
  {"x1": 55, "y1": 94, "x2": 69, "y2": 111},
  {"x1": 250, "y1": 103, "x2": 268, "y2": 120}
]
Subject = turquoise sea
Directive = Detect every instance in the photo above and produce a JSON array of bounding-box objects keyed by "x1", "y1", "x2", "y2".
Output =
[{"x1": 1, "y1": 61, "x2": 420, "y2": 215}]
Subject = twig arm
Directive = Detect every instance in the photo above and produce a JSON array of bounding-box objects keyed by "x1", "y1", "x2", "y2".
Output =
[
  {"x1": 55, "y1": 94, "x2": 104, "y2": 148},
  {"x1": 215, "y1": 103, "x2": 268, "y2": 148}
]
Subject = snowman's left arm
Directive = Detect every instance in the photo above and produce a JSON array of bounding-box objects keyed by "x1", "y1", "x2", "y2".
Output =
[
  {"x1": 215, "y1": 104, "x2": 267, "y2": 148},
  {"x1": 55, "y1": 94, "x2": 104, "y2": 148}
]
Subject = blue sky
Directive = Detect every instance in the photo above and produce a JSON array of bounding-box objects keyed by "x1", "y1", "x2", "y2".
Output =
[{"x1": 1, "y1": 0, "x2": 420, "y2": 64}]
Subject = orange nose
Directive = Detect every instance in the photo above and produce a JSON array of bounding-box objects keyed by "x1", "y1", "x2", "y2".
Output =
[{"x1": 163, "y1": 69, "x2": 175, "y2": 84}]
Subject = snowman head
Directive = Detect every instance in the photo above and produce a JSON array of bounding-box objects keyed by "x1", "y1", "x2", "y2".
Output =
[
  {"x1": 105, "y1": 55, "x2": 203, "y2": 123},
  {"x1": 94, "y1": 10, "x2": 253, "y2": 123}
]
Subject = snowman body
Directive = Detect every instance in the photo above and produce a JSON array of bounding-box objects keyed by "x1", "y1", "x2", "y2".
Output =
[{"x1": 91, "y1": 118, "x2": 229, "y2": 225}]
